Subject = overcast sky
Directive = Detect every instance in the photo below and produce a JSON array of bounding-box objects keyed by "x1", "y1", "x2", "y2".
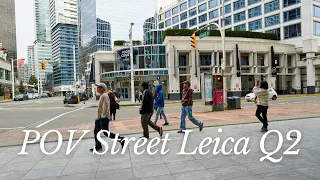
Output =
[{"x1": 15, "y1": 0, "x2": 176, "y2": 60}]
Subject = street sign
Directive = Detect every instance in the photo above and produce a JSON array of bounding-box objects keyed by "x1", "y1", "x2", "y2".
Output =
[{"x1": 199, "y1": 31, "x2": 210, "y2": 39}]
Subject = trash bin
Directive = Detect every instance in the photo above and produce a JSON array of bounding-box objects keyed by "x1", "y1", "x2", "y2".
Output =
[
  {"x1": 232, "y1": 96, "x2": 241, "y2": 109},
  {"x1": 227, "y1": 97, "x2": 236, "y2": 110}
]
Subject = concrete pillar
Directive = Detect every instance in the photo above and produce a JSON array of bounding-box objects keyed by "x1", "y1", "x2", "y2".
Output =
[
  {"x1": 306, "y1": 53, "x2": 316, "y2": 94},
  {"x1": 167, "y1": 47, "x2": 180, "y2": 100},
  {"x1": 292, "y1": 67, "x2": 301, "y2": 94},
  {"x1": 229, "y1": 50, "x2": 241, "y2": 96},
  {"x1": 190, "y1": 50, "x2": 201, "y2": 98},
  {"x1": 211, "y1": 51, "x2": 215, "y2": 74}
]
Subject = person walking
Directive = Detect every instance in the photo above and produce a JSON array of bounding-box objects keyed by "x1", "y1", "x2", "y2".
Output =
[
  {"x1": 154, "y1": 84, "x2": 169, "y2": 126},
  {"x1": 108, "y1": 90, "x2": 119, "y2": 120},
  {"x1": 253, "y1": 80, "x2": 269, "y2": 132},
  {"x1": 153, "y1": 90, "x2": 162, "y2": 119},
  {"x1": 139, "y1": 82, "x2": 163, "y2": 139},
  {"x1": 135, "y1": 90, "x2": 140, "y2": 103},
  {"x1": 177, "y1": 81, "x2": 203, "y2": 133},
  {"x1": 90, "y1": 83, "x2": 125, "y2": 152}
]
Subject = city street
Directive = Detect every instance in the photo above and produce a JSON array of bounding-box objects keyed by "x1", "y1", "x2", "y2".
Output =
[
  {"x1": 0, "y1": 118, "x2": 319, "y2": 180},
  {"x1": 1, "y1": 95, "x2": 320, "y2": 133}
]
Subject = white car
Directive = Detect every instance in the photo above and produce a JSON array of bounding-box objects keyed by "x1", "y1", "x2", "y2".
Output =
[
  {"x1": 245, "y1": 88, "x2": 278, "y2": 102},
  {"x1": 27, "y1": 93, "x2": 34, "y2": 99}
]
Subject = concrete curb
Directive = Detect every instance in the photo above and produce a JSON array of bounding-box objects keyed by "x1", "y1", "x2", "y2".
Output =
[{"x1": 0, "y1": 100, "x2": 13, "y2": 103}]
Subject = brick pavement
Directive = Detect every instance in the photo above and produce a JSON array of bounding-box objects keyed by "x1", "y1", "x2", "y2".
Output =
[{"x1": 1, "y1": 102, "x2": 320, "y2": 147}]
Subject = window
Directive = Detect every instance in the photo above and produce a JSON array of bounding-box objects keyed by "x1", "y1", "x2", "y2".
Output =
[
  {"x1": 209, "y1": 9, "x2": 219, "y2": 19},
  {"x1": 248, "y1": 0, "x2": 260, "y2": 6},
  {"x1": 165, "y1": 10, "x2": 171, "y2": 19},
  {"x1": 248, "y1": 6, "x2": 261, "y2": 18},
  {"x1": 314, "y1": 6, "x2": 320, "y2": 18},
  {"x1": 189, "y1": 18, "x2": 197, "y2": 27},
  {"x1": 265, "y1": 0, "x2": 280, "y2": 14},
  {"x1": 5, "y1": 70, "x2": 10, "y2": 81},
  {"x1": 283, "y1": 8, "x2": 300, "y2": 22},
  {"x1": 283, "y1": 0, "x2": 300, "y2": 8},
  {"x1": 189, "y1": 0, "x2": 196, "y2": 7},
  {"x1": 266, "y1": 28, "x2": 281, "y2": 40},
  {"x1": 315, "y1": 21, "x2": 320, "y2": 36},
  {"x1": 165, "y1": 19, "x2": 171, "y2": 27},
  {"x1": 235, "y1": 24, "x2": 246, "y2": 30},
  {"x1": 209, "y1": 0, "x2": 218, "y2": 9},
  {"x1": 198, "y1": 3, "x2": 207, "y2": 13},
  {"x1": 200, "y1": 54, "x2": 211, "y2": 66},
  {"x1": 234, "y1": 0, "x2": 245, "y2": 11},
  {"x1": 159, "y1": 22, "x2": 164, "y2": 29},
  {"x1": 181, "y1": 21, "x2": 188, "y2": 28},
  {"x1": 265, "y1": 14, "x2": 280, "y2": 27},
  {"x1": 189, "y1": 8, "x2": 197, "y2": 17},
  {"x1": 181, "y1": 12, "x2": 188, "y2": 21},
  {"x1": 249, "y1": 19, "x2": 262, "y2": 30},
  {"x1": 172, "y1": 25, "x2": 179, "y2": 29},
  {"x1": 180, "y1": 2, "x2": 187, "y2": 11},
  {"x1": 284, "y1": 23, "x2": 301, "y2": 39},
  {"x1": 172, "y1": 6, "x2": 179, "y2": 15},
  {"x1": 0, "y1": 68, "x2": 3, "y2": 79},
  {"x1": 199, "y1": 14, "x2": 207, "y2": 23},
  {"x1": 223, "y1": 4, "x2": 231, "y2": 14},
  {"x1": 172, "y1": 16, "x2": 179, "y2": 24},
  {"x1": 224, "y1": 16, "x2": 232, "y2": 25},
  {"x1": 234, "y1": 11, "x2": 246, "y2": 23}
]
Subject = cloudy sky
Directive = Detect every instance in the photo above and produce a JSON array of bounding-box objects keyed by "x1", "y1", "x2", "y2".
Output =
[{"x1": 15, "y1": 0, "x2": 176, "y2": 60}]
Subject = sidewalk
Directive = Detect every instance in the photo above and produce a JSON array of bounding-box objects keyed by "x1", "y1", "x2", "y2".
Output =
[
  {"x1": 0, "y1": 118, "x2": 319, "y2": 180},
  {"x1": 1, "y1": 101, "x2": 320, "y2": 147}
]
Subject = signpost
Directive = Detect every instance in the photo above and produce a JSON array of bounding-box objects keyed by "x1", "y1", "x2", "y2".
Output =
[{"x1": 199, "y1": 31, "x2": 210, "y2": 39}]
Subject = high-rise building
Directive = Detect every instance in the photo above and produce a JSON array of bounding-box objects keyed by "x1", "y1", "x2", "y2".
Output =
[
  {"x1": 20, "y1": 64, "x2": 28, "y2": 84},
  {"x1": 0, "y1": 0, "x2": 17, "y2": 71},
  {"x1": 27, "y1": 45, "x2": 35, "y2": 80},
  {"x1": 34, "y1": 0, "x2": 53, "y2": 85},
  {"x1": 79, "y1": 0, "x2": 112, "y2": 80},
  {"x1": 17, "y1": 59, "x2": 25, "y2": 81},
  {"x1": 50, "y1": 0, "x2": 79, "y2": 95},
  {"x1": 158, "y1": 0, "x2": 320, "y2": 94}
]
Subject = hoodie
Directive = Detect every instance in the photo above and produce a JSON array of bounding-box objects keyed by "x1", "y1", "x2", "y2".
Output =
[
  {"x1": 140, "y1": 82, "x2": 154, "y2": 114},
  {"x1": 154, "y1": 84, "x2": 165, "y2": 108}
]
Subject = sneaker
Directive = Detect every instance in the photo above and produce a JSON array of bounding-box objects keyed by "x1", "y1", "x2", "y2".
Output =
[
  {"x1": 90, "y1": 147, "x2": 102, "y2": 152},
  {"x1": 199, "y1": 123, "x2": 204, "y2": 131},
  {"x1": 261, "y1": 128, "x2": 268, "y2": 133},
  {"x1": 177, "y1": 130, "x2": 184, "y2": 133},
  {"x1": 159, "y1": 127, "x2": 163, "y2": 137},
  {"x1": 119, "y1": 137, "x2": 125, "y2": 149},
  {"x1": 163, "y1": 123, "x2": 169, "y2": 126}
]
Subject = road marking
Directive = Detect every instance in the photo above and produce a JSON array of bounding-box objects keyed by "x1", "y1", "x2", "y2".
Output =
[
  {"x1": 0, "y1": 127, "x2": 25, "y2": 130},
  {"x1": 35, "y1": 107, "x2": 86, "y2": 128}
]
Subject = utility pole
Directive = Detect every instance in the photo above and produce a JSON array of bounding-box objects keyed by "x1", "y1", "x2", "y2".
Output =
[
  {"x1": 129, "y1": 23, "x2": 135, "y2": 103},
  {"x1": 11, "y1": 59, "x2": 15, "y2": 99},
  {"x1": 221, "y1": 0, "x2": 227, "y2": 109},
  {"x1": 73, "y1": 45, "x2": 76, "y2": 95}
]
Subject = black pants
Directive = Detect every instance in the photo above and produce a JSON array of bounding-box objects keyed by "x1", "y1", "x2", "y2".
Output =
[
  {"x1": 141, "y1": 113, "x2": 160, "y2": 138},
  {"x1": 255, "y1": 105, "x2": 269, "y2": 128},
  {"x1": 111, "y1": 112, "x2": 116, "y2": 120},
  {"x1": 94, "y1": 117, "x2": 121, "y2": 149}
]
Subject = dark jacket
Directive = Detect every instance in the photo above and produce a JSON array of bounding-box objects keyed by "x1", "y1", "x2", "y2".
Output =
[
  {"x1": 109, "y1": 93, "x2": 117, "y2": 113},
  {"x1": 154, "y1": 84, "x2": 164, "y2": 108},
  {"x1": 181, "y1": 87, "x2": 193, "y2": 106},
  {"x1": 140, "y1": 89, "x2": 154, "y2": 114}
]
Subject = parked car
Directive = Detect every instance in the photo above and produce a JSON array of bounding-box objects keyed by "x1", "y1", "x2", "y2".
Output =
[
  {"x1": 14, "y1": 94, "x2": 29, "y2": 101},
  {"x1": 245, "y1": 88, "x2": 278, "y2": 102},
  {"x1": 63, "y1": 93, "x2": 78, "y2": 104},
  {"x1": 33, "y1": 94, "x2": 39, "y2": 99},
  {"x1": 41, "y1": 93, "x2": 48, "y2": 98},
  {"x1": 27, "y1": 93, "x2": 34, "y2": 99},
  {"x1": 79, "y1": 93, "x2": 89, "y2": 101}
]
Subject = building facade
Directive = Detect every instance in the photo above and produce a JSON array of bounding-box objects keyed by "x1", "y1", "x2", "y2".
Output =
[
  {"x1": 0, "y1": 51, "x2": 12, "y2": 97},
  {"x1": 34, "y1": 42, "x2": 53, "y2": 82},
  {"x1": 27, "y1": 45, "x2": 35, "y2": 80},
  {"x1": 158, "y1": 0, "x2": 320, "y2": 94},
  {"x1": 50, "y1": 0, "x2": 79, "y2": 95},
  {"x1": 0, "y1": 0, "x2": 17, "y2": 71},
  {"x1": 34, "y1": 0, "x2": 52, "y2": 42},
  {"x1": 79, "y1": 0, "x2": 112, "y2": 82}
]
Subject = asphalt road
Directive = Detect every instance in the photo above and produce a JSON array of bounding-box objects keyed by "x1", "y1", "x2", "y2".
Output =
[{"x1": 0, "y1": 95, "x2": 320, "y2": 134}]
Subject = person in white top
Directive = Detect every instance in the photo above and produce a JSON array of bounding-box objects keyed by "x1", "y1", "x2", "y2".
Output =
[
  {"x1": 252, "y1": 80, "x2": 270, "y2": 133},
  {"x1": 90, "y1": 83, "x2": 125, "y2": 152}
]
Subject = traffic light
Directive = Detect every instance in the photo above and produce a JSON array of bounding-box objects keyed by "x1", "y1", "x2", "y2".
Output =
[
  {"x1": 40, "y1": 61, "x2": 46, "y2": 70},
  {"x1": 191, "y1": 33, "x2": 196, "y2": 49}
]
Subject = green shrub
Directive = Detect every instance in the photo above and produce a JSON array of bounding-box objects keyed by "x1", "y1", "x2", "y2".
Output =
[
  {"x1": 162, "y1": 29, "x2": 277, "y2": 41},
  {"x1": 114, "y1": 40, "x2": 126, "y2": 46}
]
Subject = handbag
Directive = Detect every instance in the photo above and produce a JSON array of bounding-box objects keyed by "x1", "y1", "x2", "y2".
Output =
[
  {"x1": 254, "y1": 96, "x2": 257, "y2": 104},
  {"x1": 116, "y1": 102, "x2": 120, "y2": 109}
]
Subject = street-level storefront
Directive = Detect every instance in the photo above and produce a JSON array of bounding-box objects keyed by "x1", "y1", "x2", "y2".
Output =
[{"x1": 100, "y1": 69, "x2": 169, "y2": 100}]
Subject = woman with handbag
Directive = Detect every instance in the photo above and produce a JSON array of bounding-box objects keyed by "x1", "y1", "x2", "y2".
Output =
[
  {"x1": 253, "y1": 80, "x2": 269, "y2": 132},
  {"x1": 108, "y1": 90, "x2": 119, "y2": 120}
]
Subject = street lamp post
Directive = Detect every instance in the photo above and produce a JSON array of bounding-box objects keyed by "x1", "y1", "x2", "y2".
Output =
[
  {"x1": 221, "y1": 0, "x2": 227, "y2": 109},
  {"x1": 11, "y1": 59, "x2": 17, "y2": 99},
  {"x1": 129, "y1": 23, "x2": 135, "y2": 103}
]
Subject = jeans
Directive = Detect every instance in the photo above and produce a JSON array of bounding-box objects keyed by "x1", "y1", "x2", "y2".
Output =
[
  {"x1": 255, "y1": 105, "x2": 269, "y2": 128},
  {"x1": 94, "y1": 117, "x2": 120, "y2": 149},
  {"x1": 154, "y1": 107, "x2": 168, "y2": 125},
  {"x1": 180, "y1": 106, "x2": 202, "y2": 130},
  {"x1": 141, "y1": 113, "x2": 160, "y2": 138}
]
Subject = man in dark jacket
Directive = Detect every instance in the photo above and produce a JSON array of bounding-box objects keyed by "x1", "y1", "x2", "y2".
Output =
[
  {"x1": 140, "y1": 82, "x2": 163, "y2": 138},
  {"x1": 177, "y1": 81, "x2": 203, "y2": 133},
  {"x1": 154, "y1": 84, "x2": 169, "y2": 125}
]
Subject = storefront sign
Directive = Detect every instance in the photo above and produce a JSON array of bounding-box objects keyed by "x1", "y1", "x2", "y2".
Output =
[
  {"x1": 201, "y1": 73, "x2": 213, "y2": 105},
  {"x1": 117, "y1": 48, "x2": 131, "y2": 67}
]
